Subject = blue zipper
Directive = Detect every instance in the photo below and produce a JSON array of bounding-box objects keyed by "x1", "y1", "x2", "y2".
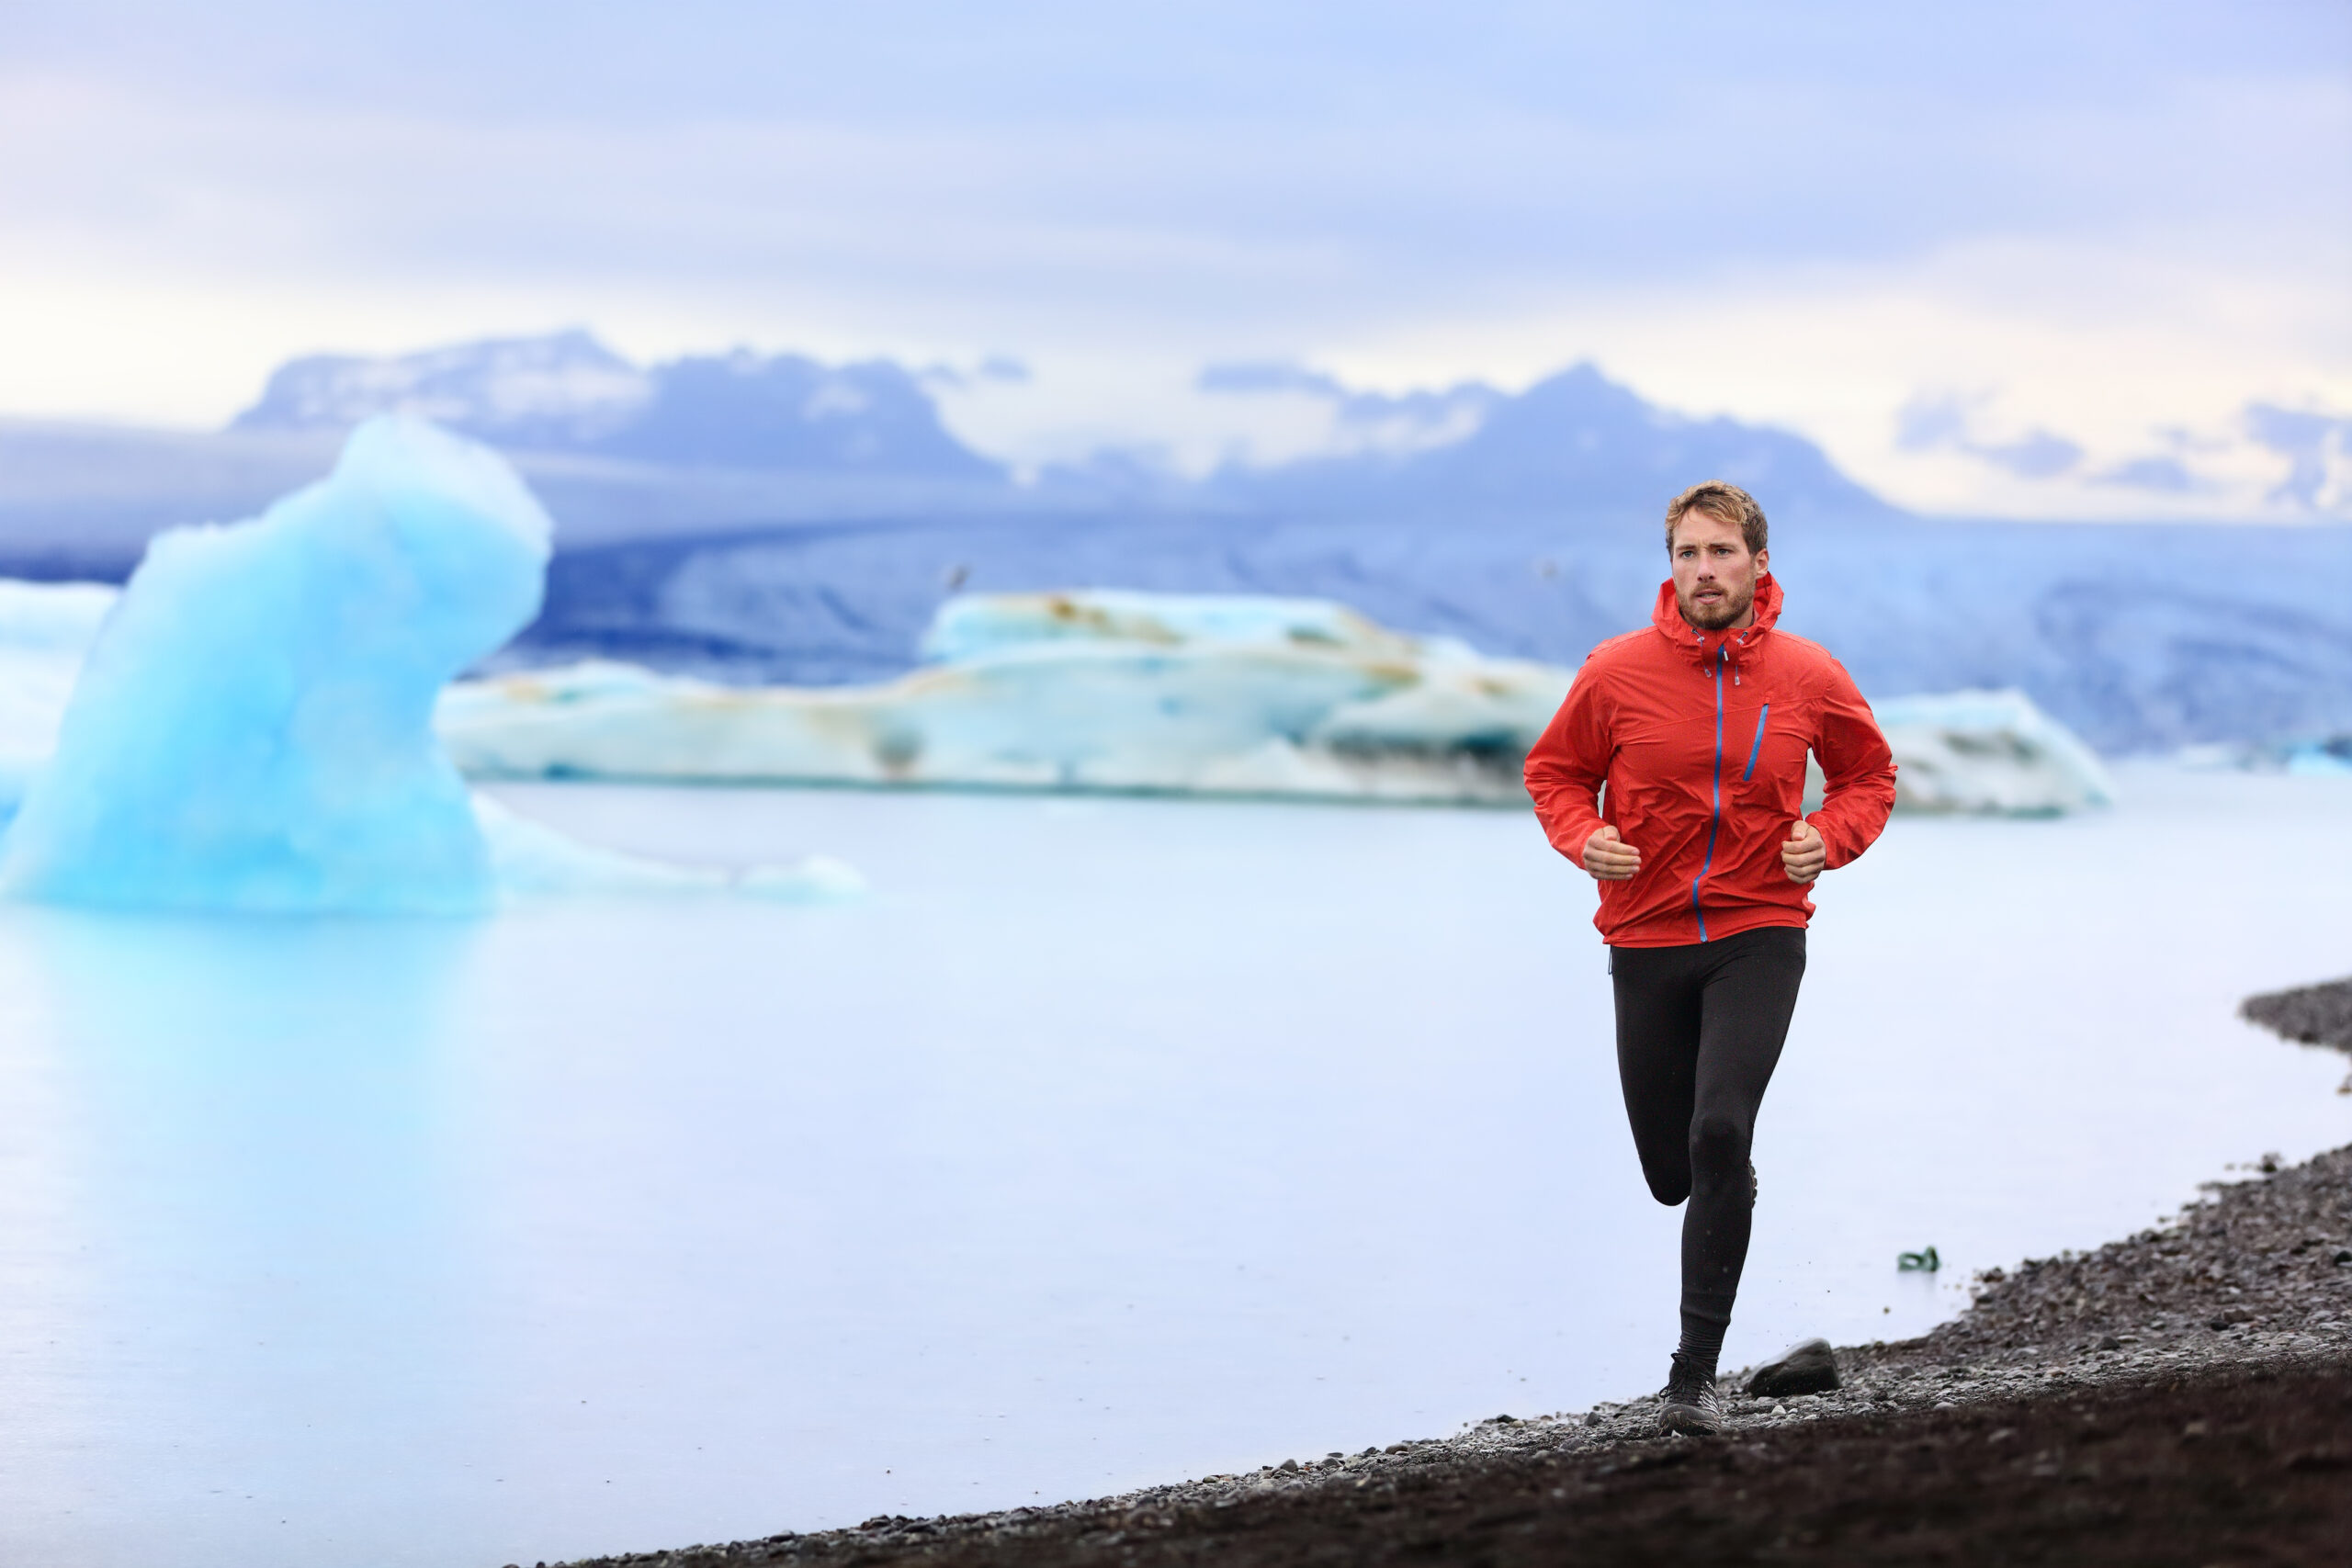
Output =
[
  {"x1": 1690, "y1": 647, "x2": 1724, "y2": 941},
  {"x1": 1743, "y1": 703, "x2": 1771, "y2": 781}
]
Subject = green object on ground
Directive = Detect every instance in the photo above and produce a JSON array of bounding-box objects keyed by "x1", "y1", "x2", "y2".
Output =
[{"x1": 1898, "y1": 1246, "x2": 1941, "y2": 1272}]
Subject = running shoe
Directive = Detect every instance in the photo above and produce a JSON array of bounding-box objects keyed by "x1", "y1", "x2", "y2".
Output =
[{"x1": 1657, "y1": 1354, "x2": 1726, "y2": 1437}]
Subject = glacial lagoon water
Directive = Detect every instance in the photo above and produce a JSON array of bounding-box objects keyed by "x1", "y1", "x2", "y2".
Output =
[{"x1": 1, "y1": 762, "x2": 2346, "y2": 1568}]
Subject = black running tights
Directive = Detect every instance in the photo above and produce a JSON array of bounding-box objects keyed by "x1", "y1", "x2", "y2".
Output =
[{"x1": 1609, "y1": 925, "x2": 1806, "y2": 1372}]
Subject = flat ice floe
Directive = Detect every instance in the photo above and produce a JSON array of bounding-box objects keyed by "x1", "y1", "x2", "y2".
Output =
[
  {"x1": 443, "y1": 589, "x2": 2115, "y2": 814},
  {"x1": 440, "y1": 591, "x2": 1570, "y2": 803}
]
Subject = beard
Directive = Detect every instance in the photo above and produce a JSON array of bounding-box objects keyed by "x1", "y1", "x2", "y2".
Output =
[{"x1": 1677, "y1": 578, "x2": 1754, "y2": 631}]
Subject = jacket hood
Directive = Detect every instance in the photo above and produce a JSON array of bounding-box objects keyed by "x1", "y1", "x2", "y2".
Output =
[{"x1": 1650, "y1": 571, "x2": 1784, "y2": 665}]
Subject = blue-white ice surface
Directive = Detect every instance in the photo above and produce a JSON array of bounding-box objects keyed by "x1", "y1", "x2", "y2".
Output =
[{"x1": 0, "y1": 416, "x2": 548, "y2": 913}]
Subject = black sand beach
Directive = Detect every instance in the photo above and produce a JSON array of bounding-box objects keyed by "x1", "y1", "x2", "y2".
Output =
[{"x1": 544, "y1": 979, "x2": 2352, "y2": 1567}]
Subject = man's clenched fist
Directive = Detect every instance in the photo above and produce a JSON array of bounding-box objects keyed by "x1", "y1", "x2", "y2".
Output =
[
  {"x1": 1781, "y1": 818, "x2": 1826, "y2": 884},
  {"x1": 1581, "y1": 824, "x2": 1641, "y2": 882}
]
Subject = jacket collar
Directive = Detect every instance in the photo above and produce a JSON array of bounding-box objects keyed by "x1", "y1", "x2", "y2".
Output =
[{"x1": 1649, "y1": 571, "x2": 1783, "y2": 666}]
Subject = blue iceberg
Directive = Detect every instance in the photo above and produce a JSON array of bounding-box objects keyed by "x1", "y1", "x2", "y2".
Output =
[{"x1": 0, "y1": 416, "x2": 549, "y2": 913}]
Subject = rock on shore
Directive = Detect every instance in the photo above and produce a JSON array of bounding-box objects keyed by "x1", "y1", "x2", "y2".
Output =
[{"x1": 2243, "y1": 976, "x2": 2352, "y2": 1054}]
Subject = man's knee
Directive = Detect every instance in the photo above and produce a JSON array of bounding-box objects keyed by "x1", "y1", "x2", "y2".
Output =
[
  {"x1": 1642, "y1": 1168, "x2": 1691, "y2": 1206},
  {"x1": 1688, "y1": 1113, "x2": 1751, "y2": 1192},
  {"x1": 1634, "y1": 1143, "x2": 1691, "y2": 1206}
]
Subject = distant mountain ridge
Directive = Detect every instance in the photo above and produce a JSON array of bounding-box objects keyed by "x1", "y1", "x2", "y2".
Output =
[
  {"x1": 15, "y1": 333, "x2": 2347, "y2": 755},
  {"x1": 1202, "y1": 363, "x2": 1898, "y2": 523},
  {"x1": 221, "y1": 331, "x2": 1893, "y2": 527},
  {"x1": 232, "y1": 330, "x2": 1003, "y2": 482}
]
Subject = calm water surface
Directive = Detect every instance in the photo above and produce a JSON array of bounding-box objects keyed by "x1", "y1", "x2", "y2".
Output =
[{"x1": 0, "y1": 764, "x2": 2345, "y2": 1567}]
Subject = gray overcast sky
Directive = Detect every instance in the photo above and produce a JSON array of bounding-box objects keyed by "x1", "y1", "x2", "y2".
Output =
[{"x1": 2, "y1": 1, "x2": 2346, "y2": 517}]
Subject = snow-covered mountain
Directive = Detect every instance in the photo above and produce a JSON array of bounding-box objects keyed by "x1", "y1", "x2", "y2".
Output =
[
  {"x1": 232, "y1": 331, "x2": 650, "y2": 447},
  {"x1": 0, "y1": 339, "x2": 1905, "y2": 561},
  {"x1": 232, "y1": 331, "x2": 1003, "y2": 481},
  {"x1": 1203, "y1": 363, "x2": 1898, "y2": 525}
]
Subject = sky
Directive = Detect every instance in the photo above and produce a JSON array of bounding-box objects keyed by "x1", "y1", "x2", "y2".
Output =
[{"x1": 1, "y1": 1, "x2": 2346, "y2": 519}]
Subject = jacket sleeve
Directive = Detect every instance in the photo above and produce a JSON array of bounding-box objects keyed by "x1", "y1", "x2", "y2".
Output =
[
  {"x1": 1523, "y1": 663, "x2": 1611, "y2": 864},
  {"x1": 1809, "y1": 660, "x2": 1897, "y2": 869}
]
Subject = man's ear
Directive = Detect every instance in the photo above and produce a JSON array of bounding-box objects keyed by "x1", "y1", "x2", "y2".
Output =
[{"x1": 1755, "y1": 547, "x2": 1770, "y2": 576}]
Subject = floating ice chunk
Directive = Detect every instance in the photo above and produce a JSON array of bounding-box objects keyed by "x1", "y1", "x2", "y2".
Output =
[
  {"x1": 445, "y1": 593, "x2": 2119, "y2": 816},
  {"x1": 2280, "y1": 738, "x2": 2352, "y2": 777},
  {"x1": 1864, "y1": 689, "x2": 2116, "y2": 814},
  {"x1": 0, "y1": 416, "x2": 551, "y2": 913},
  {"x1": 441, "y1": 590, "x2": 1576, "y2": 804},
  {"x1": 0, "y1": 557, "x2": 2121, "y2": 833}
]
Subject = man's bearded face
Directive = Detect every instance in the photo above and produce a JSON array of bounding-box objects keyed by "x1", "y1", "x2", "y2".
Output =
[{"x1": 1670, "y1": 510, "x2": 1766, "y2": 631}]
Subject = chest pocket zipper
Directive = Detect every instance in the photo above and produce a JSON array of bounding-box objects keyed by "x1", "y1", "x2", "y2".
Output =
[{"x1": 1741, "y1": 704, "x2": 1771, "y2": 782}]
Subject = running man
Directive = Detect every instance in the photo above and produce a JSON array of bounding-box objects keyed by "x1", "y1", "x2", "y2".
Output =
[{"x1": 1523, "y1": 481, "x2": 1897, "y2": 1436}]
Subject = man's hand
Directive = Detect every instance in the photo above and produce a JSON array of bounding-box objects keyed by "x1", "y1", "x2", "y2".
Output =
[
  {"x1": 1781, "y1": 818, "x2": 1826, "y2": 884},
  {"x1": 1582, "y1": 825, "x2": 1641, "y2": 882}
]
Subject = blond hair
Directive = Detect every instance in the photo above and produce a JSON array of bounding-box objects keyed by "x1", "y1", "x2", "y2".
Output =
[{"x1": 1665, "y1": 481, "x2": 1768, "y2": 556}]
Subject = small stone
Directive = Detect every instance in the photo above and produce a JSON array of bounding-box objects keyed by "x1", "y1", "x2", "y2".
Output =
[
  {"x1": 1277, "y1": 1458, "x2": 1297, "y2": 1473},
  {"x1": 1747, "y1": 1337, "x2": 1841, "y2": 1397},
  {"x1": 2096, "y1": 1335, "x2": 2123, "y2": 1351}
]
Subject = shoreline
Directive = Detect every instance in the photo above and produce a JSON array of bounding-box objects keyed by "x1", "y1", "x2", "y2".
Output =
[{"x1": 548, "y1": 980, "x2": 2352, "y2": 1566}]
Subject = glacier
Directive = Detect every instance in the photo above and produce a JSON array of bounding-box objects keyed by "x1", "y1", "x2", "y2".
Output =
[
  {"x1": 439, "y1": 589, "x2": 2116, "y2": 814},
  {"x1": 1869, "y1": 689, "x2": 2114, "y2": 814},
  {"x1": 0, "y1": 570, "x2": 2124, "y2": 821},
  {"x1": 0, "y1": 418, "x2": 854, "y2": 913}
]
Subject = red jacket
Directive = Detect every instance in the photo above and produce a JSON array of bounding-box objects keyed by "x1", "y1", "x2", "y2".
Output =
[{"x1": 1524, "y1": 573, "x2": 1896, "y2": 947}]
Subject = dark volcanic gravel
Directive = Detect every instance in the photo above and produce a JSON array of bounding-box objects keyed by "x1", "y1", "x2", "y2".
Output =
[{"x1": 545, "y1": 1000, "x2": 2352, "y2": 1568}]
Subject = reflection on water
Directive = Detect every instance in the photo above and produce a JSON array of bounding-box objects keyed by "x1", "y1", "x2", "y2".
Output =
[
  {"x1": 0, "y1": 766, "x2": 2347, "y2": 1568},
  {"x1": 0, "y1": 913, "x2": 481, "y2": 1561}
]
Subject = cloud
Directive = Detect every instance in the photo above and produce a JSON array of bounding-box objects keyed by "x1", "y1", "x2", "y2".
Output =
[
  {"x1": 1894, "y1": 393, "x2": 1971, "y2": 450},
  {"x1": 1971, "y1": 431, "x2": 2084, "y2": 479},
  {"x1": 2093, "y1": 455, "x2": 2209, "y2": 493},
  {"x1": 1196, "y1": 362, "x2": 1350, "y2": 400},
  {"x1": 1896, "y1": 391, "x2": 2082, "y2": 478},
  {"x1": 1195, "y1": 360, "x2": 1501, "y2": 460},
  {"x1": 2245, "y1": 402, "x2": 2352, "y2": 509},
  {"x1": 0, "y1": 5, "x2": 2342, "y2": 521},
  {"x1": 920, "y1": 354, "x2": 1032, "y2": 390}
]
